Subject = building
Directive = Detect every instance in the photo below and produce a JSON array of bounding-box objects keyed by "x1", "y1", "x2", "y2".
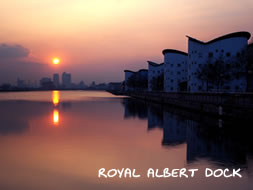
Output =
[
  {"x1": 40, "y1": 77, "x2": 54, "y2": 89},
  {"x1": 124, "y1": 70, "x2": 135, "y2": 91},
  {"x1": 124, "y1": 69, "x2": 148, "y2": 91},
  {"x1": 187, "y1": 31, "x2": 251, "y2": 92},
  {"x1": 62, "y1": 72, "x2": 72, "y2": 89},
  {"x1": 53, "y1": 73, "x2": 60, "y2": 88},
  {"x1": 108, "y1": 82, "x2": 122, "y2": 91},
  {"x1": 163, "y1": 49, "x2": 188, "y2": 92},
  {"x1": 247, "y1": 43, "x2": 253, "y2": 92},
  {"x1": 78, "y1": 81, "x2": 86, "y2": 89},
  {"x1": 147, "y1": 61, "x2": 164, "y2": 91},
  {"x1": 17, "y1": 78, "x2": 26, "y2": 88}
]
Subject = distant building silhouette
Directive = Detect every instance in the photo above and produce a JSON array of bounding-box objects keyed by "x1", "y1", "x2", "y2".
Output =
[
  {"x1": 53, "y1": 73, "x2": 60, "y2": 88},
  {"x1": 40, "y1": 77, "x2": 54, "y2": 89},
  {"x1": 62, "y1": 72, "x2": 72, "y2": 88},
  {"x1": 78, "y1": 80, "x2": 86, "y2": 89},
  {"x1": 17, "y1": 78, "x2": 26, "y2": 88}
]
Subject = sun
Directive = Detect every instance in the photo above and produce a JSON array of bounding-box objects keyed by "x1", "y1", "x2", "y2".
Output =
[{"x1": 52, "y1": 57, "x2": 60, "y2": 65}]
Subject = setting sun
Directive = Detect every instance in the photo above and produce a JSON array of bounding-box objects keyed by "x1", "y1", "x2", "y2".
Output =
[{"x1": 52, "y1": 57, "x2": 60, "y2": 65}]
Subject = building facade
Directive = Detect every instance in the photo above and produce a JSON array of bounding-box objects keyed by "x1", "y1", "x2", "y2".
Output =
[
  {"x1": 53, "y1": 73, "x2": 60, "y2": 88},
  {"x1": 163, "y1": 49, "x2": 188, "y2": 92},
  {"x1": 187, "y1": 31, "x2": 251, "y2": 92},
  {"x1": 124, "y1": 69, "x2": 148, "y2": 91},
  {"x1": 62, "y1": 72, "x2": 72, "y2": 88},
  {"x1": 147, "y1": 61, "x2": 164, "y2": 91},
  {"x1": 247, "y1": 43, "x2": 253, "y2": 92},
  {"x1": 124, "y1": 70, "x2": 135, "y2": 91}
]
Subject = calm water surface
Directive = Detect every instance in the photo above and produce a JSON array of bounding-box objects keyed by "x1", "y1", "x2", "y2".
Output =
[{"x1": 0, "y1": 91, "x2": 252, "y2": 190}]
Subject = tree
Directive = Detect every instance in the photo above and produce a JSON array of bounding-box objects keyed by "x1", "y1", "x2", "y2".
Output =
[
  {"x1": 196, "y1": 58, "x2": 212, "y2": 91},
  {"x1": 210, "y1": 56, "x2": 232, "y2": 91},
  {"x1": 196, "y1": 55, "x2": 232, "y2": 91}
]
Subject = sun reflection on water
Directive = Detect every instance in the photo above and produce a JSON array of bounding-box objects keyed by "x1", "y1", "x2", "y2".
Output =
[
  {"x1": 53, "y1": 109, "x2": 59, "y2": 126},
  {"x1": 52, "y1": 91, "x2": 60, "y2": 126},
  {"x1": 52, "y1": 91, "x2": 60, "y2": 106}
]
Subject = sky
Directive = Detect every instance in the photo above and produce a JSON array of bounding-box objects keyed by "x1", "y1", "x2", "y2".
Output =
[{"x1": 0, "y1": 0, "x2": 253, "y2": 85}]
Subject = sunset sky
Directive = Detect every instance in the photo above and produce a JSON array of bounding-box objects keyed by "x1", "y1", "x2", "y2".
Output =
[{"x1": 0, "y1": 0, "x2": 253, "y2": 84}]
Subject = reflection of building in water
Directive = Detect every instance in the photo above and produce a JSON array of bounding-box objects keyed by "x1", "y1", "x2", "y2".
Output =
[
  {"x1": 122, "y1": 98, "x2": 147, "y2": 119},
  {"x1": 147, "y1": 106, "x2": 163, "y2": 130},
  {"x1": 62, "y1": 102, "x2": 72, "y2": 109},
  {"x1": 247, "y1": 155, "x2": 253, "y2": 178},
  {"x1": 186, "y1": 120, "x2": 247, "y2": 166},
  {"x1": 121, "y1": 97, "x2": 253, "y2": 169},
  {"x1": 162, "y1": 111, "x2": 186, "y2": 145}
]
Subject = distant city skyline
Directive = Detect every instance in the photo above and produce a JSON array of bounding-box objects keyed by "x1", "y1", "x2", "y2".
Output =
[{"x1": 0, "y1": 0, "x2": 253, "y2": 84}]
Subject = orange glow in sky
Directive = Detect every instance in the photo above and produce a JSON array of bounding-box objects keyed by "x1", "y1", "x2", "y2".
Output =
[
  {"x1": 0, "y1": 0, "x2": 253, "y2": 84},
  {"x1": 52, "y1": 57, "x2": 60, "y2": 65}
]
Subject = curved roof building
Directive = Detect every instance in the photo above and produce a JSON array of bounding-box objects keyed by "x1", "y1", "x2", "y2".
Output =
[
  {"x1": 147, "y1": 61, "x2": 164, "y2": 91},
  {"x1": 187, "y1": 31, "x2": 251, "y2": 92},
  {"x1": 163, "y1": 49, "x2": 188, "y2": 92}
]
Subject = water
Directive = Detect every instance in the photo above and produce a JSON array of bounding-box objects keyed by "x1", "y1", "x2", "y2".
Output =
[{"x1": 0, "y1": 91, "x2": 252, "y2": 190}]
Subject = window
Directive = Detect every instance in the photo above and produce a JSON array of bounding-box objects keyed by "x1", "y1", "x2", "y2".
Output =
[
  {"x1": 177, "y1": 72, "x2": 181, "y2": 75},
  {"x1": 177, "y1": 64, "x2": 181, "y2": 67},
  {"x1": 170, "y1": 87, "x2": 174, "y2": 90},
  {"x1": 171, "y1": 64, "x2": 174, "y2": 67},
  {"x1": 216, "y1": 49, "x2": 218, "y2": 53},
  {"x1": 171, "y1": 79, "x2": 174, "y2": 82},
  {"x1": 198, "y1": 86, "x2": 202, "y2": 90},
  {"x1": 208, "y1": 52, "x2": 213, "y2": 58},
  {"x1": 237, "y1": 52, "x2": 241, "y2": 57},
  {"x1": 226, "y1": 52, "x2": 231, "y2": 57},
  {"x1": 221, "y1": 49, "x2": 224, "y2": 53}
]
